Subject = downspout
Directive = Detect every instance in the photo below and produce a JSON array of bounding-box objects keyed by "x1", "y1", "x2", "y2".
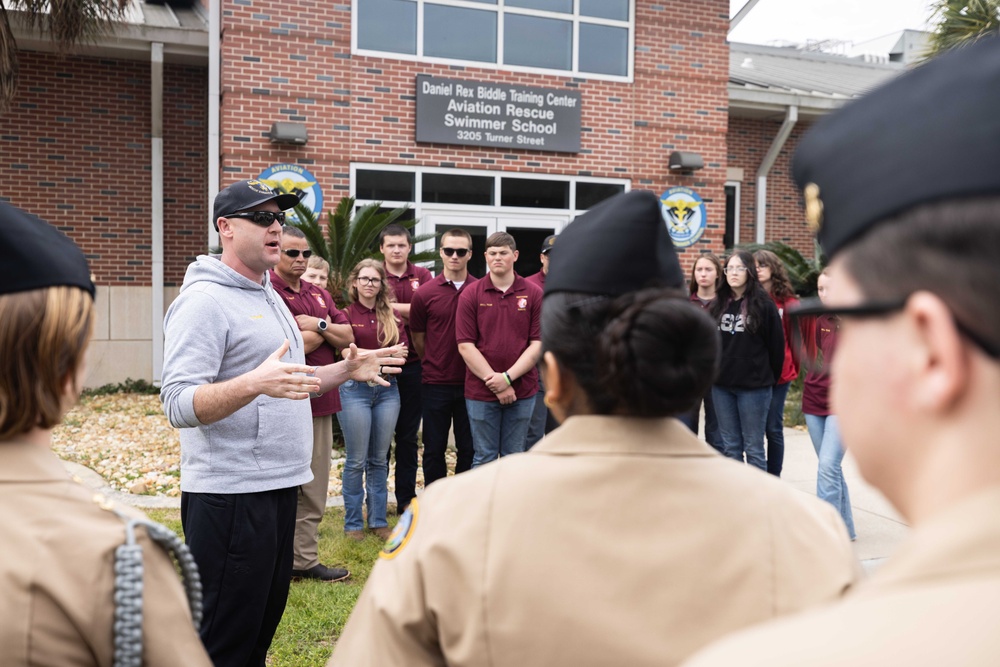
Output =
[
  {"x1": 730, "y1": 0, "x2": 762, "y2": 33},
  {"x1": 151, "y1": 42, "x2": 164, "y2": 385},
  {"x1": 208, "y1": 0, "x2": 221, "y2": 249},
  {"x1": 755, "y1": 105, "x2": 797, "y2": 244}
]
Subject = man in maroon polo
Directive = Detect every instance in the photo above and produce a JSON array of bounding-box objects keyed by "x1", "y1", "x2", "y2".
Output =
[
  {"x1": 455, "y1": 231, "x2": 542, "y2": 467},
  {"x1": 269, "y1": 225, "x2": 353, "y2": 582},
  {"x1": 380, "y1": 224, "x2": 433, "y2": 514},
  {"x1": 409, "y1": 228, "x2": 478, "y2": 486},
  {"x1": 524, "y1": 234, "x2": 557, "y2": 448}
]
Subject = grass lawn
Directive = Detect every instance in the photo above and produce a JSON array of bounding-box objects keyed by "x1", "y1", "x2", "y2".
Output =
[{"x1": 146, "y1": 507, "x2": 392, "y2": 667}]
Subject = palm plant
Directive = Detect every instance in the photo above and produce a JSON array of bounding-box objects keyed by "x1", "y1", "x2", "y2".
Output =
[
  {"x1": 1, "y1": 0, "x2": 128, "y2": 112},
  {"x1": 737, "y1": 240, "x2": 825, "y2": 297},
  {"x1": 926, "y1": 0, "x2": 1000, "y2": 58},
  {"x1": 289, "y1": 196, "x2": 437, "y2": 306}
]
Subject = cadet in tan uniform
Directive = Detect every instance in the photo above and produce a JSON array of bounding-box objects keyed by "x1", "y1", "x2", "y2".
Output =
[
  {"x1": 328, "y1": 190, "x2": 859, "y2": 667},
  {"x1": 0, "y1": 202, "x2": 211, "y2": 666},
  {"x1": 684, "y1": 36, "x2": 1000, "y2": 667}
]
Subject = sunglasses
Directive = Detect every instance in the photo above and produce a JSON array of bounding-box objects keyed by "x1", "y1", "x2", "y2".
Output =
[
  {"x1": 789, "y1": 297, "x2": 1000, "y2": 363},
  {"x1": 282, "y1": 249, "x2": 312, "y2": 259},
  {"x1": 227, "y1": 211, "x2": 286, "y2": 226},
  {"x1": 441, "y1": 247, "x2": 470, "y2": 258}
]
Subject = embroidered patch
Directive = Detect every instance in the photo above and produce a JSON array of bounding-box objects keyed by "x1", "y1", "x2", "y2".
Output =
[
  {"x1": 380, "y1": 498, "x2": 419, "y2": 560},
  {"x1": 410, "y1": 278, "x2": 420, "y2": 291}
]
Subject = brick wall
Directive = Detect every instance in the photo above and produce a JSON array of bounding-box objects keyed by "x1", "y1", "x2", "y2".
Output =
[
  {"x1": 218, "y1": 0, "x2": 732, "y2": 267},
  {"x1": 0, "y1": 51, "x2": 207, "y2": 287},
  {"x1": 726, "y1": 116, "x2": 815, "y2": 257}
]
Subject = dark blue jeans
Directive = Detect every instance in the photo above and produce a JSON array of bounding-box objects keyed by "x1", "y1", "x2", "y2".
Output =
[
  {"x1": 765, "y1": 382, "x2": 791, "y2": 477},
  {"x1": 678, "y1": 388, "x2": 723, "y2": 453},
  {"x1": 421, "y1": 383, "x2": 473, "y2": 487},
  {"x1": 525, "y1": 377, "x2": 556, "y2": 450},
  {"x1": 711, "y1": 385, "x2": 771, "y2": 471}
]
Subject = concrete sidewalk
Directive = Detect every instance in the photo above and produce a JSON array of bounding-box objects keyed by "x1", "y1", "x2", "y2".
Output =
[{"x1": 65, "y1": 425, "x2": 909, "y2": 571}]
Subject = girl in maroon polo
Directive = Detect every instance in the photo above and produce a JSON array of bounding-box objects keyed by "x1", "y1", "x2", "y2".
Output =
[
  {"x1": 338, "y1": 259, "x2": 407, "y2": 541},
  {"x1": 679, "y1": 253, "x2": 723, "y2": 451}
]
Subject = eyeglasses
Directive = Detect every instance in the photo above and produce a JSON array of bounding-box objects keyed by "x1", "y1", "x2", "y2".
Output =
[
  {"x1": 441, "y1": 247, "x2": 470, "y2": 258},
  {"x1": 282, "y1": 249, "x2": 312, "y2": 259},
  {"x1": 724, "y1": 266, "x2": 748, "y2": 274},
  {"x1": 226, "y1": 211, "x2": 286, "y2": 226},
  {"x1": 790, "y1": 297, "x2": 1000, "y2": 360},
  {"x1": 357, "y1": 276, "x2": 382, "y2": 286}
]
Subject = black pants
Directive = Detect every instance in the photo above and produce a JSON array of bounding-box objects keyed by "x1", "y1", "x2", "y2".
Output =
[
  {"x1": 392, "y1": 360, "x2": 423, "y2": 510},
  {"x1": 181, "y1": 487, "x2": 297, "y2": 667},
  {"x1": 421, "y1": 382, "x2": 474, "y2": 486}
]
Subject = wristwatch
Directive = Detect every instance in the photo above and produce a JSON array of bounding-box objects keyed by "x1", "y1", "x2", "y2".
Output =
[{"x1": 317, "y1": 319, "x2": 328, "y2": 332}]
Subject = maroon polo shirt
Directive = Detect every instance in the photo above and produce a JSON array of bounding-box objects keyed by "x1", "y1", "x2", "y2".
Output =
[
  {"x1": 409, "y1": 273, "x2": 478, "y2": 385},
  {"x1": 525, "y1": 270, "x2": 546, "y2": 291},
  {"x1": 803, "y1": 314, "x2": 838, "y2": 417},
  {"x1": 454, "y1": 272, "x2": 542, "y2": 402},
  {"x1": 342, "y1": 301, "x2": 409, "y2": 352},
  {"x1": 385, "y1": 260, "x2": 433, "y2": 365},
  {"x1": 269, "y1": 270, "x2": 349, "y2": 417}
]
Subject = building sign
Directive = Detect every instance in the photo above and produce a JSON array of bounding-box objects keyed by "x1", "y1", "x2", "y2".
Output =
[
  {"x1": 660, "y1": 187, "x2": 707, "y2": 248},
  {"x1": 415, "y1": 75, "x2": 582, "y2": 153},
  {"x1": 257, "y1": 164, "x2": 323, "y2": 225}
]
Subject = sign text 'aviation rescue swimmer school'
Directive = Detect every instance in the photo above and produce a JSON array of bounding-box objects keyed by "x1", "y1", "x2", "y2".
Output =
[{"x1": 415, "y1": 75, "x2": 582, "y2": 154}]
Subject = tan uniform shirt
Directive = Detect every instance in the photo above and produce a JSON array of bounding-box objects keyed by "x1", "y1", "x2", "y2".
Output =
[
  {"x1": 683, "y1": 486, "x2": 1000, "y2": 667},
  {"x1": 329, "y1": 416, "x2": 859, "y2": 667},
  {"x1": 0, "y1": 442, "x2": 212, "y2": 666}
]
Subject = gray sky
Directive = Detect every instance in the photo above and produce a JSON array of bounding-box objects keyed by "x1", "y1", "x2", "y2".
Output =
[{"x1": 729, "y1": 0, "x2": 936, "y2": 53}]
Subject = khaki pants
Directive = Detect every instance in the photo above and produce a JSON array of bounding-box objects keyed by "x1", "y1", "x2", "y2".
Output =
[{"x1": 293, "y1": 414, "x2": 333, "y2": 570}]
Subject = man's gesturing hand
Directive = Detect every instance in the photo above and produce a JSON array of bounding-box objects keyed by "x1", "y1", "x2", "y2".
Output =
[
  {"x1": 344, "y1": 343, "x2": 406, "y2": 387},
  {"x1": 249, "y1": 340, "x2": 320, "y2": 400}
]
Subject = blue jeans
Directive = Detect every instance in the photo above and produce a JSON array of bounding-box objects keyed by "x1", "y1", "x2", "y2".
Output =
[
  {"x1": 466, "y1": 397, "x2": 534, "y2": 468},
  {"x1": 421, "y1": 383, "x2": 473, "y2": 487},
  {"x1": 711, "y1": 385, "x2": 771, "y2": 470},
  {"x1": 805, "y1": 414, "x2": 856, "y2": 540},
  {"x1": 678, "y1": 389, "x2": 723, "y2": 453},
  {"x1": 337, "y1": 378, "x2": 400, "y2": 532},
  {"x1": 525, "y1": 377, "x2": 555, "y2": 450},
  {"x1": 765, "y1": 382, "x2": 791, "y2": 477}
]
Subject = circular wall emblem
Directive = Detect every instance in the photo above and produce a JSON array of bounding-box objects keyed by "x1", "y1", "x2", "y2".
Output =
[
  {"x1": 659, "y1": 187, "x2": 707, "y2": 248},
  {"x1": 257, "y1": 164, "x2": 323, "y2": 225}
]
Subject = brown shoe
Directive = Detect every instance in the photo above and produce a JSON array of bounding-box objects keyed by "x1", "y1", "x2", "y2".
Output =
[
  {"x1": 345, "y1": 530, "x2": 365, "y2": 542},
  {"x1": 371, "y1": 526, "x2": 392, "y2": 540}
]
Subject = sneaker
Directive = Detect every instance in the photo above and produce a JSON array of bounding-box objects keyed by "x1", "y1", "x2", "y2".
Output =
[
  {"x1": 345, "y1": 530, "x2": 365, "y2": 542},
  {"x1": 291, "y1": 564, "x2": 350, "y2": 583},
  {"x1": 371, "y1": 526, "x2": 392, "y2": 540}
]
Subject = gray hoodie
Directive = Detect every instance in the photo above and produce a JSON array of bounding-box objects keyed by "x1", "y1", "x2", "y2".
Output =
[{"x1": 161, "y1": 255, "x2": 313, "y2": 494}]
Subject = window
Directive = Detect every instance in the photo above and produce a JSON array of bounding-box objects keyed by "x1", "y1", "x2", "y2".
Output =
[
  {"x1": 356, "y1": 170, "x2": 415, "y2": 201},
  {"x1": 422, "y1": 173, "x2": 494, "y2": 205},
  {"x1": 576, "y1": 181, "x2": 625, "y2": 209},
  {"x1": 354, "y1": 0, "x2": 633, "y2": 79},
  {"x1": 501, "y1": 178, "x2": 569, "y2": 209}
]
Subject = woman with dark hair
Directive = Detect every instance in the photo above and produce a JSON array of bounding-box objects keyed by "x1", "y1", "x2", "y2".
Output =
[
  {"x1": 329, "y1": 191, "x2": 858, "y2": 667},
  {"x1": 754, "y1": 249, "x2": 802, "y2": 477},
  {"x1": 338, "y1": 259, "x2": 408, "y2": 541},
  {"x1": 0, "y1": 202, "x2": 211, "y2": 666},
  {"x1": 678, "y1": 253, "x2": 723, "y2": 450},
  {"x1": 710, "y1": 251, "x2": 785, "y2": 470}
]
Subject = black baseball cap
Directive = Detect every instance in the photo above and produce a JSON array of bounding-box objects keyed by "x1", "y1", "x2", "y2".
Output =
[
  {"x1": 540, "y1": 234, "x2": 557, "y2": 254},
  {"x1": 545, "y1": 190, "x2": 684, "y2": 296},
  {"x1": 794, "y1": 36, "x2": 1000, "y2": 260},
  {"x1": 213, "y1": 180, "x2": 301, "y2": 229},
  {"x1": 0, "y1": 201, "x2": 95, "y2": 298}
]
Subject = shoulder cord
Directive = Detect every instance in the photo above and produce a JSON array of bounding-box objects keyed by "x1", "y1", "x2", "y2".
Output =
[{"x1": 112, "y1": 515, "x2": 204, "y2": 667}]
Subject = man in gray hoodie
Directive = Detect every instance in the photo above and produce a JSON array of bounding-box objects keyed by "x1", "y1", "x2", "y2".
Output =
[{"x1": 161, "y1": 180, "x2": 403, "y2": 667}]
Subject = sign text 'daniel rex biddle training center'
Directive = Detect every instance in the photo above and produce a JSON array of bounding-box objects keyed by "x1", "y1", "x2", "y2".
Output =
[{"x1": 415, "y1": 75, "x2": 582, "y2": 154}]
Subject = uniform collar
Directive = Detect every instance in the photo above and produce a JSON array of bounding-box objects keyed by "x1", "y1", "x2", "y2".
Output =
[
  {"x1": 865, "y1": 486, "x2": 1000, "y2": 593},
  {"x1": 386, "y1": 261, "x2": 416, "y2": 279},
  {"x1": 484, "y1": 273, "x2": 525, "y2": 293},
  {"x1": 531, "y1": 415, "x2": 719, "y2": 458},
  {"x1": 0, "y1": 442, "x2": 74, "y2": 483}
]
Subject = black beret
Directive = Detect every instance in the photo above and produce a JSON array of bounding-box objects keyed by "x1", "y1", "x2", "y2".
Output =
[
  {"x1": 214, "y1": 179, "x2": 301, "y2": 227},
  {"x1": 794, "y1": 36, "x2": 1000, "y2": 259},
  {"x1": 545, "y1": 190, "x2": 684, "y2": 296},
  {"x1": 0, "y1": 201, "x2": 95, "y2": 298}
]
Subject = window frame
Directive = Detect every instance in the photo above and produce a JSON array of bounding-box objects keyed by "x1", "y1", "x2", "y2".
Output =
[{"x1": 351, "y1": 0, "x2": 635, "y2": 82}]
